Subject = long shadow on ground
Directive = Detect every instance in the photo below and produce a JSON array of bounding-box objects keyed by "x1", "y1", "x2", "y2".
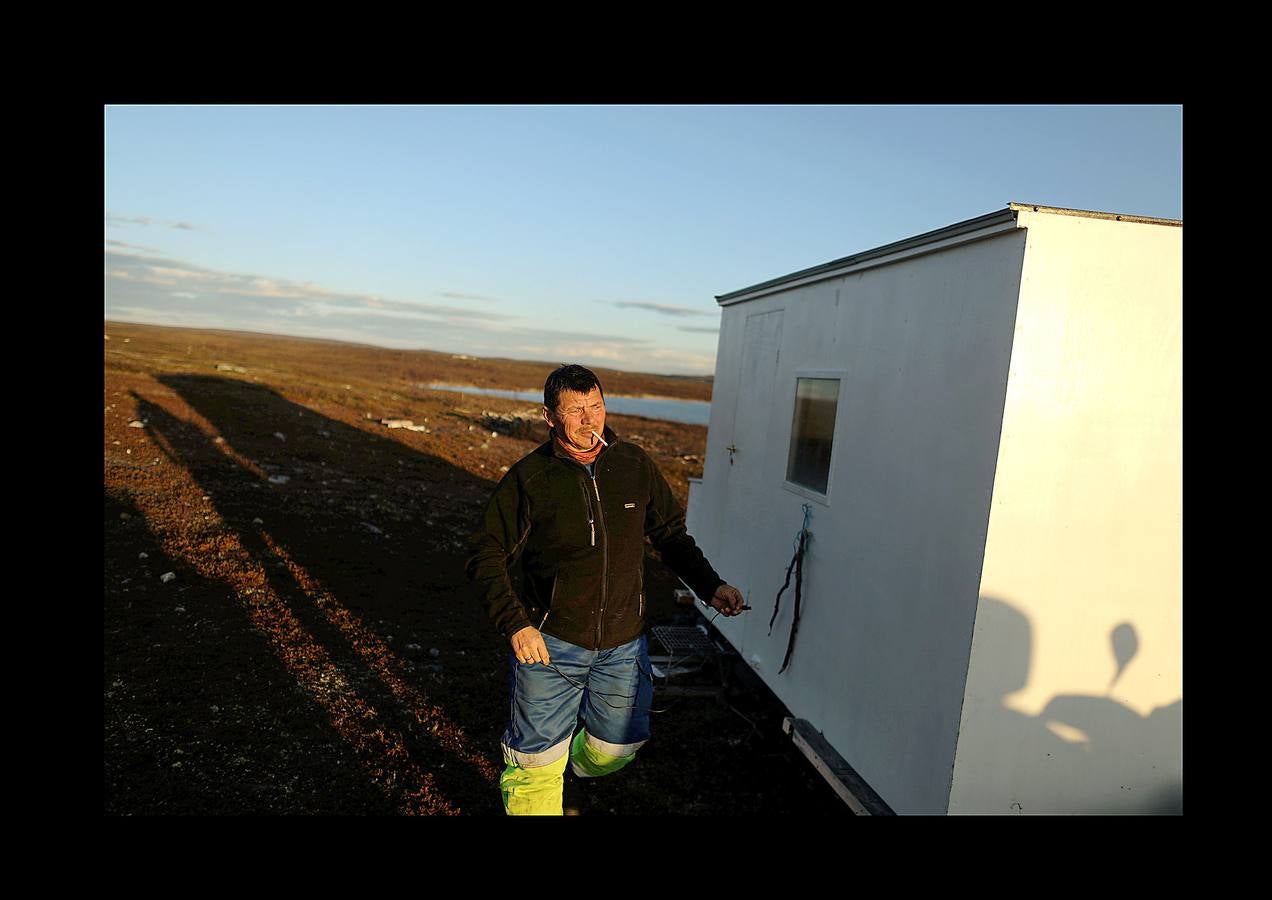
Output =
[
  {"x1": 121, "y1": 375, "x2": 507, "y2": 813},
  {"x1": 104, "y1": 488, "x2": 401, "y2": 813}
]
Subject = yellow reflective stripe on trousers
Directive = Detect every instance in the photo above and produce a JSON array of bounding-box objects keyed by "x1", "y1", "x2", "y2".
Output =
[{"x1": 569, "y1": 728, "x2": 644, "y2": 778}]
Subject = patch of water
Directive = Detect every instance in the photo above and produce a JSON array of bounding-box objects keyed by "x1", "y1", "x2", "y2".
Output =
[{"x1": 423, "y1": 383, "x2": 710, "y2": 426}]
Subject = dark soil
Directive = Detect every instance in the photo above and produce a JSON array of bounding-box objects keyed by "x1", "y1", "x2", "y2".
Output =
[{"x1": 103, "y1": 321, "x2": 850, "y2": 816}]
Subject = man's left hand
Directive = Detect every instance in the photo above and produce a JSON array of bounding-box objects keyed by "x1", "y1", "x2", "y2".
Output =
[{"x1": 709, "y1": 583, "x2": 746, "y2": 616}]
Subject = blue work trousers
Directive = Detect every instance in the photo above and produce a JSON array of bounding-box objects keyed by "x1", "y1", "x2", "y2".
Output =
[{"x1": 501, "y1": 632, "x2": 653, "y2": 769}]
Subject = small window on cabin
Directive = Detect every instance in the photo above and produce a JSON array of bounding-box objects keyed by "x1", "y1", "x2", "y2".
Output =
[{"x1": 786, "y1": 378, "x2": 839, "y2": 495}]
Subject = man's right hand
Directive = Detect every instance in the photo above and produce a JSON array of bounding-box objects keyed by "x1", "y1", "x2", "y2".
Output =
[{"x1": 510, "y1": 626, "x2": 551, "y2": 666}]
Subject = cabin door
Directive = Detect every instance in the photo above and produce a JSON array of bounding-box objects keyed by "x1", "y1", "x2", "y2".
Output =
[{"x1": 717, "y1": 308, "x2": 783, "y2": 656}]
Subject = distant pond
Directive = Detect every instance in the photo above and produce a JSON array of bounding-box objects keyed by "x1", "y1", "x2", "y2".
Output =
[{"x1": 423, "y1": 383, "x2": 711, "y2": 426}]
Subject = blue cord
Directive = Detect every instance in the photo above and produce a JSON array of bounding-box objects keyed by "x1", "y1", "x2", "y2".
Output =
[{"x1": 792, "y1": 503, "x2": 812, "y2": 554}]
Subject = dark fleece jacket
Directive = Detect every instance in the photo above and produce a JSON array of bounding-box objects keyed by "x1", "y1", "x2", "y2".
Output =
[{"x1": 465, "y1": 425, "x2": 724, "y2": 650}]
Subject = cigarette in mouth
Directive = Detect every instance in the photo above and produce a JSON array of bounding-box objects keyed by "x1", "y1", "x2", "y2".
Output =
[{"x1": 591, "y1": 430, "x2": 608, "y2": 447}]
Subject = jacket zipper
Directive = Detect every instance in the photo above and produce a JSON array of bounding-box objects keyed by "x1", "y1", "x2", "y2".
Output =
[
  {"x1": 578, "y1": 479, "x2": 595, "y2": 546},
  {"x1": 591, "y1": 470, "x2": 608, "y2": 649}
]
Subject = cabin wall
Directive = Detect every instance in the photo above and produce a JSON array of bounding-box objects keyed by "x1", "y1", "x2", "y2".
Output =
[
  {"x1": 691, "y1": 230, "x2": 1027, "y2": 814},
  {"x1": 949, "y1": 212, "x2": 1183, "y2": 814}
]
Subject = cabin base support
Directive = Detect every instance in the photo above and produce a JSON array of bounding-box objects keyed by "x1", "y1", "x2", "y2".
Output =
[{"x1": 782, "y1": 717, "x2": 895, "y2": 816}]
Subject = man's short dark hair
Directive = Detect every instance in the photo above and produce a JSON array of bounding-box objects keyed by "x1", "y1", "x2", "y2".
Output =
[{"x1": 544, "y1": 364, "x2": 604, "y2": 413}]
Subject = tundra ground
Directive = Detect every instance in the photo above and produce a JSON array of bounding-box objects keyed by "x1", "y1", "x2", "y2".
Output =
[{"x1": 104, "y1": 322, "x2": 848, "y2": 816}]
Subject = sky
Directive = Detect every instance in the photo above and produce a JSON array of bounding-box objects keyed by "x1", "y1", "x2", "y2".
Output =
[{"x1": 104, "y1": 105, "x2": 1183, "y2": 375}]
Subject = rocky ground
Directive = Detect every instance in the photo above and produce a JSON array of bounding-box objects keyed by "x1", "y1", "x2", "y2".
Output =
[{"x1": 103, "y1": 321, "x2": 849, "y2": 816}]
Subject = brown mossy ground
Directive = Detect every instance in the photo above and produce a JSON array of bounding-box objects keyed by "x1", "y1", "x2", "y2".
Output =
[{"x1": 103, "y1": 322, "x2": 849, "y2": 816}]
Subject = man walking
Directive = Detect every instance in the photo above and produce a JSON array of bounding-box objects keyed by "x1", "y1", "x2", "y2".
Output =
[{"x1": 466, "y1": 364, "x2": 744, "y2": 815}]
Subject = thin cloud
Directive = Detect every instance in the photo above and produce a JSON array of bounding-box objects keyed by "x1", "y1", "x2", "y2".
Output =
[
  {"x1": 638, "y1": 346, "x2": 716, "y2": 372},
  {"x1": 678, "y1": 325, "x2": 720, "y2": 334},
  {"x1": 541, "y1": 343, "x2": 713, "y2": 374},
  {"x1": 106, "y1": 238, "x2": 161, "y2": 253},
  {"x1": 495, "y1": 325, "x2": 647, "y2": 346},
  {"x1": 612, "y1": 301, "x2": 712, "y2": 318},
  {"x1": 441, "y1": 291, "x2": 500, "y2": 303},
  {"x1": 104, "y1": 252, "x2": 716, "y2": 374},
  {"x1": 106, "y1": 211, "x2": 202, "y2": 231},
  {"x1": 105, "y1": 250, "x2": 494, "y2": 322},
  {"x1": 553, "y1": 345, "x2": 629, "y2": 362}
]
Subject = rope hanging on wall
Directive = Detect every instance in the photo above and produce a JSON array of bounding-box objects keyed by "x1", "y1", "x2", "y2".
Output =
[{"x1": 768, "y1": 503, "x2": 811, "y2": 675}]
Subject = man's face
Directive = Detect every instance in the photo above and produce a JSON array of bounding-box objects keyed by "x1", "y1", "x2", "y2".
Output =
[{"x1": 544, "y1": 386, "x2": 606, "y2": 452}]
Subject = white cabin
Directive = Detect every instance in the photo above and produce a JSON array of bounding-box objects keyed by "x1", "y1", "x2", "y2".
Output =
[{"x1": 685, "y1": 203, "x2": 1182, "y2": 814}]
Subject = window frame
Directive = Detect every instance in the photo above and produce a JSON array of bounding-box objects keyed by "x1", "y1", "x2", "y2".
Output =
[{"x1": 781, "y1": 369, "x2": 845, "y2": 506}]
